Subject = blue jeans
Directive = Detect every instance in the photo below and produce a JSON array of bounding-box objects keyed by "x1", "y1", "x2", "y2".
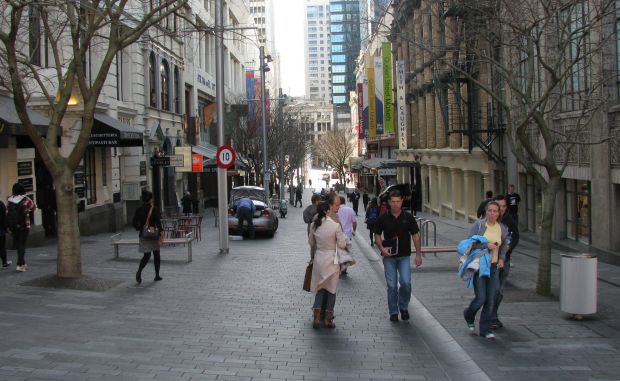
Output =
[
  {"x1": 492, "y1": 260, "x2": 511, "y2": 322},
  {"x1": 383, "y1": 256, "x2": 412, "y2": 315},
  {"x1": 464, "y1": 265, "x2": 499, "y2": 335}
]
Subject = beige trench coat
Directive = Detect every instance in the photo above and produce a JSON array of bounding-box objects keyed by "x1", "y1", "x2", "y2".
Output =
[{"x1": 308, "y1": 216, "x2": 348, "y2": 294}]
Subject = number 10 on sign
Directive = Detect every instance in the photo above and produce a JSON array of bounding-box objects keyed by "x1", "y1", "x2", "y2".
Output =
[{"x1": 216, "y1": 145, "x2": 236, "y2": 169}]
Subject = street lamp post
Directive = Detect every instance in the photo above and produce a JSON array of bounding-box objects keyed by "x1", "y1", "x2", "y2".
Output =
[{"x1": 259, "y1": 45, "x2": 270, "y2": 193}]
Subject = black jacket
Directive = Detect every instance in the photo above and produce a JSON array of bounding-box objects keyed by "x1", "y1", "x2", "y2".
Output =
[
  {"x1": 500, "y1": 213, "x2": 519, "y2": 258},
  {"x1": 0, "y1": 201, "x2": 6, "y2": 235},
  {"x1": 132, "y1": 203, "x2": 163, "y2": 237}
]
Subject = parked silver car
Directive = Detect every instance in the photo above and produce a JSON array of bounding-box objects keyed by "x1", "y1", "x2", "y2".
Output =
[{"x1": 228, "y1": 186, "x2": 279, "y2": 238}]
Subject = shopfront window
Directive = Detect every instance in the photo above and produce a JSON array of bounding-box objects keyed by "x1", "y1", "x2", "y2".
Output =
[
  {"x1": 84, "y1": 147, "x2": 97, "y2": 205},
  {"x1": 566, "y1": 179, "x2": 591, "y2": 244}
]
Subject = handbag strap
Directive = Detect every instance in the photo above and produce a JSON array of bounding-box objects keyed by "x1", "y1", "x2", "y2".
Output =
[{"x1": 145, "y1": 205, "x2": 153, "y2": 227}]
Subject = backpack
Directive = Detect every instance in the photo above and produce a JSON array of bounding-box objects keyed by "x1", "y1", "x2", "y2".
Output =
[
  {"x1": 7, "y1": 199, "x2": 26, "y2": 232},
  {"x1": 366, "y1": 207, "x2": 379, "y2": 225}
]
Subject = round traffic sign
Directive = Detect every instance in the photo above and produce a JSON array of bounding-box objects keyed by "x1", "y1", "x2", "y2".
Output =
[{"x1": 216, "y1": 145, "x2": 236, "y2": 169}]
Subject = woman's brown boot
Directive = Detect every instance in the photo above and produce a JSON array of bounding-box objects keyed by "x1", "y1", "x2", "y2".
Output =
[
  {"x1": 325, "y1": 311, "x2": 335, "y2": 329},
  {"x1": 312, "y1": 309, "x2": 321, "y2": 329}
]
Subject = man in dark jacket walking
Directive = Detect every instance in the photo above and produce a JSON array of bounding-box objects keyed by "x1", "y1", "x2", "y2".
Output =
[
  {"x1": 492, "y1": 195, "x2": 519, "y2": 329},
  {"x1": 295, "y1": 185, "x2": 303, "y2": 208},
  {"x1": 0, "y1": 198, "x2": 10, "y2": 269}
]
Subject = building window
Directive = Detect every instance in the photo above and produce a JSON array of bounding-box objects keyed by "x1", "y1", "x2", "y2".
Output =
[
  {"x1": 560, "y1": 3, "x2": 589, "y2": 111},
  {"x1": 332, "y1": 65, "x2": 346, "y2": 73},
  {"x1": 84, "y1": 147, "x2": 97, "y2": 205},
  {"x1": 332, "y1": 54, "x2": 346, "y2": 63},
  {"x1": 149, "y1": 52, "x2": 157, "y2": 107},
  {"x1": 161, "y1": 59, "x2": 170, "y2": 111},
  {"x1": 28, "y1": 6, "x2": 41, "y2": 66},
  {"x1": 174, "y1": 66, "x2": 181, "y2": 113}
]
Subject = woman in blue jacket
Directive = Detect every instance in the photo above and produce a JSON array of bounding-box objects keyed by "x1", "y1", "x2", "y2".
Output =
[{"x1": 463, "y1": 201, "x2": 509, "y2": 339}]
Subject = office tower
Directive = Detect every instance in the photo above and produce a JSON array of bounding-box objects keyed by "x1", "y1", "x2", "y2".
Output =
[
  {"x1": 304, "y1": 0, "x2": 331, "y2": 103},
  {"x1": 329, "y1": 0, "x2": 361, "y2": 107}
]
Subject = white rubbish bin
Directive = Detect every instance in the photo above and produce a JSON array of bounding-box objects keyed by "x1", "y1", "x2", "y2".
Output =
[{"x1": 560, "y1": 253, "x2": 597, "y2": 318}]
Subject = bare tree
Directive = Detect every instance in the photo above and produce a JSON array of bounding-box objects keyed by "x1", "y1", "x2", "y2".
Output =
[
  {"x1": 0, "y1": 0, "x2": 188, "y2": 278},
  {"x1": 313, "y1": 129, "x2": 355, "y2": 186},
  {"x1": 389, "y1": 0, "x2": 615, "y2": 295}
]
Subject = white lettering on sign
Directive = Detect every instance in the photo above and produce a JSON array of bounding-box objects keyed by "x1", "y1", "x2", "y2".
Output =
[{"x1": 396, "y1": 61, "x2": 408, "y2": 150}]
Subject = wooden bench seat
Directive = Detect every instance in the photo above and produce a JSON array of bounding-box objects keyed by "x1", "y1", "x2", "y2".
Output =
[{"x1": 111, "y1": 232, "x2": 195, "y2": 263}]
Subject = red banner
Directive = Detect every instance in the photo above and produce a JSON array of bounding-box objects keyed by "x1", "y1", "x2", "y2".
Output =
[{"x1": 192, "y1": 154, "x2": 203, "y2": 172}]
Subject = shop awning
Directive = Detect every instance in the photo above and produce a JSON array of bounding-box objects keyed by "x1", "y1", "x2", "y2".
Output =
[
  {"x1": 361, "y1": 158, "x2": 420, "y2": 170},
  {"x1": 192, "y1": 143, "x2": 218, "y2": 159},
  {"x1": 0, "y1": 95, "x2": 58, "y2": 136},
  {"x1": 90, "y1": 112, "x2": 143, "y2": 147}
]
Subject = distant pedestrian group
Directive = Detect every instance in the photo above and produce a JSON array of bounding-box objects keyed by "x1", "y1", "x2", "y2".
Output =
[{"x1": 301, "y1": 185, "x2": 520, "y2": 338}]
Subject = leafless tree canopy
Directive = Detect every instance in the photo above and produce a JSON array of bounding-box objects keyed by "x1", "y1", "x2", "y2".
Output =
[{"x1": 313, "y1": 129, "x2": 354, "y2": 183}]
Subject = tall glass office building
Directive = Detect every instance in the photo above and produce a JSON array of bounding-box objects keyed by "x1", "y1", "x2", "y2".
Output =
[{"x1": 329, "y1": 0, "x2": 361, "y2": 106}]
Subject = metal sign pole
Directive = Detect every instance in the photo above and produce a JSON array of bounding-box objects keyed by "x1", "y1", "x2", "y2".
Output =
[{"x1": 215, "y1": 0, "x2": 229, "y2": 253}]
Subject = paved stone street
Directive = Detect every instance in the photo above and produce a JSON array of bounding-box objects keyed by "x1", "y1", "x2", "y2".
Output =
[{"x1": 0, "y1": 189, "x2": 618, "y2": 380}]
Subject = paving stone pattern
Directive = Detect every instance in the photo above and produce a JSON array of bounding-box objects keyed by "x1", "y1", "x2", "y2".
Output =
[{"x1": 1, "y1": 190, "x2": 619, "y2": 381}]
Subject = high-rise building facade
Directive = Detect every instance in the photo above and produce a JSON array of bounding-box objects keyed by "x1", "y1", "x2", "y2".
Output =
[
  {"x1": 329, "y1": 0, "x2": 361, "y2": 107},
  {"x1": 248, "y1": 0, "x2": 280, "y2": 94},
  {"x1": 304, "y1": 0, "x2": 331, "y2": 103}
]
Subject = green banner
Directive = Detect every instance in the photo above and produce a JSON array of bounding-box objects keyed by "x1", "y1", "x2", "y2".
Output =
[{"x1": 382, "y1": 42, "x2": 394, "y2": 134}]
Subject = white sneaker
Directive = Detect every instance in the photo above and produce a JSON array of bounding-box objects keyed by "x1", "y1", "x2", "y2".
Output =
[
  {"x1": 1, "y1": 260, "x2": 11, "y2": 269},
  {"x1": 484, "y1": 332, "x2": 495, "y2": 339},
  {"x1": 16, "y1": 265, "x2": 26, "y2": 272}
]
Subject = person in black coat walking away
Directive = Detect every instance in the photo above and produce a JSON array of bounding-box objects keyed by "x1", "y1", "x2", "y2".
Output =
[
  {"x1": 132, "y1": 191, "x2": 164, "y2": 283},
  {"x1": 181, "y1": 191, "x2": 192, "y2": 215},
  {"x1": 362, "y1": 192, "x2": 369, "y2": 212},
  {"x1": 0, "y1": 197, "x2": 9, "y2": 269},
  {"x1": 351, "y1": 189, "x2": 361, "y2": 215},
  {"x1": 295, "y1": 185, "x2": 303, "y2": 207}
]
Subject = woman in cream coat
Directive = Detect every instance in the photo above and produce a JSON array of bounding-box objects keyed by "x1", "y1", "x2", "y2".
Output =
[{"x1": 309, "y1": 193, "x2": 348, "y2": 329}]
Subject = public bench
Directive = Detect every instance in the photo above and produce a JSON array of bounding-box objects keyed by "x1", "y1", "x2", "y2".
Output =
[
  {"x1": 419, "y1": 245, "x2": 457, "y2": 256},
  {"x1": 111, "y1": 232, "x2": 195, "y2": 263}
]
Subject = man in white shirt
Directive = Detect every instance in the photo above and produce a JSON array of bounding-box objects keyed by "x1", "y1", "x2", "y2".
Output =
[{"x1": 338, "y1": 196, "x2": 357, "y2": 275}]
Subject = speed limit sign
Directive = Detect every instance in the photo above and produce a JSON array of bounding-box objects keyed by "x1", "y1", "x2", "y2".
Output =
[{"x1": 216, "y1": 145, "x2": 236, "y2": 169}]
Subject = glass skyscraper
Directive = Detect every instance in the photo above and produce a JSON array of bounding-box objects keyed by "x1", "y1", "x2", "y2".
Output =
[{"x1": 329, "y1": 0, "x2": 361, "y2": 106}]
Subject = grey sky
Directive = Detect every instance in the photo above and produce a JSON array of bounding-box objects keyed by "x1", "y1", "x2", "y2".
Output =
[{"x1": 273, "y1": 0, "x2": 305, "y2": 96}]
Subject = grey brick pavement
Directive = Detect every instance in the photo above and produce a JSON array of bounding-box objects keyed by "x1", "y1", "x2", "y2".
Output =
[
  {"x1": 352, "y1": 210, "x2": 620, "y2": 381},
  {"x1": 1, "y1": 189, "x2": 618, "y2": 380},
  {"x1": 0, "y1": 190, "x2": 469, "y2": 381}
]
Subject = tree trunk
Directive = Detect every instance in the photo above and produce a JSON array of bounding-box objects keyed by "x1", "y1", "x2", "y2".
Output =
[
  {"x1": 55, "y1": 170, "x2": 82, "y2": 278},
  {"x1": 536, "y1": 174, "x2": 561, "y2": 296}
]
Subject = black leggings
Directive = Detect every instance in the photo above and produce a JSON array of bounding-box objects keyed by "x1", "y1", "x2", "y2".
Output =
[{"x1": 137, "y1": 251, "x2": 160, "y2": 276}]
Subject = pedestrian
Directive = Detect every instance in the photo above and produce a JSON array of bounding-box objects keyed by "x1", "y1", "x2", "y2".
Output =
[
  {"x1": 351, "y1": 188, "x2": 360, "y2": 216},
  {"x1": 506, "y1": 184, "x2": 521, "y2": 222},
  {"x1": 303, "y1": 194, "x2": 322, "y2": 236},
  {"x1": 492, "y1": 195, "x2": 519, "y2": 330},
  {"x1": 295, "y1": 185, "x2": 303, "y2": 207},
  {"x1": 476, "y1": 190, "x2": 494, "y2": 219},
  {"x1": 308, "y1": 194, "x2": 348, "y2": 329},
  {"x1": 0, "y1": 196, "x2": 10, "y2": 269},
  {"x1": 309, "y1": 179, "x2": 312, "y2": 188},
  {"x1": 337, "y1": 196, "x2": 357, "y2": 275},
  {"x1": 373, "y1": 190, "x2": 422, "y2": 322},
  {"x1": 181, "y1": 191, "x2": 192, "y2": 215},
  {"x1": 6, "y1": 183, "x2": 36, "y2": 272},
  {"x1": 365, "y1": 198, "x2": 379, "y2": 247},
  {"x1": 236, "y1": 197, "x2": 255, "y2": 239},
  {"x1": 463, "y1": 201, "x2": 509, "y2": 339},
  {"x1": 132, "y1": 190, "x2": 164, "y2": 283},
  {"x1": 362, "y1": 192, "x2": 369, "y2": 211}
]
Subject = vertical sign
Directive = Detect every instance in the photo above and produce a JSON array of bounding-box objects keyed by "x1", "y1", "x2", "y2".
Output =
[
  {"x1": 357, "y1": 82, "x2": 364, "y2": 139},
  {"x1": 246, "y1": 71, "x2": 255, "y2": 131},
  {"x1": 382, "y1": 42, "x2": 394, "y2": 134},
  {"x1": 362, "y1": 76, "x2": 369, "y2": 138},
  {"x1": 366, "y1": 55, "x2": 376, "y2": 138},
  {"x1": 191, "y1": 154, "x2": 203, "y2": 172},
  {"x1": 396, "y1": 60, "x2": 408, "y2": 150},
  {"x1": 374, "y1": 56, "x2": 384, "y2": 135}
]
